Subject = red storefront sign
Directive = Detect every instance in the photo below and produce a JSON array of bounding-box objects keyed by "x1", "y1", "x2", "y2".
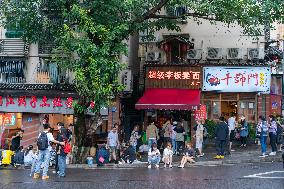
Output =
[
  {"x1": 194, "y1": 105, "x2": 207, "y2": 120},
  {"x1": 0, "y1": 96, "x2": 74, "y2": 109}
]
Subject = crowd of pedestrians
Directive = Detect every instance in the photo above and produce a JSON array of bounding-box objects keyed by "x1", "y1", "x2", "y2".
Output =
[
  {"x1": 1, "y1": 113, "x2": 283, "y2": 179},
  {"x1": 0, "y1": 122, "x2": 72, "y2": 180}
]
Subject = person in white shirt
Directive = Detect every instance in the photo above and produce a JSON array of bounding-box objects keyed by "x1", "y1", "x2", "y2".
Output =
[
  {"x1": 162, "y1": 143, "x2": 173, "y2": 168},
  {"x1": 194, "y1": 119, "x2": 204, "y2": 157},
  {"x1": 148, "y1": 143, "x2": 161, "y2": 168},
  {"x1": 227, "y1": 114, "x2": 237, "y2": 153},
  {"x1": 33, "y1": 124, "x2": 64, "y2": 180},
  {"x1": 107, "y1": 124, "x2": 120, "y2": 163}
]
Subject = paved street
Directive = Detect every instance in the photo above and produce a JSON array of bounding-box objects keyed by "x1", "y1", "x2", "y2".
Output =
[{"x1": 0, "y1": 162, "x2": 283, "y2": 189}]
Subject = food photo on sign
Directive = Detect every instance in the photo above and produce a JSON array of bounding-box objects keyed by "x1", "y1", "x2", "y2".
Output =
[{"x1": 202, "y1": 67, "x2": 271, "y2": 93}]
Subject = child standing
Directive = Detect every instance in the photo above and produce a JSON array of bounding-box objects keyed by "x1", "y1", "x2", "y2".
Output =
[
  {"x1": 162, "y1": 143, "x2": 173, "y2": 168},
  {"x1": 178, "y1": 143, "x2": 195, "y2": 168},
  {"x1": 30, "y1": 148, "x2": 39, "y2": 177}
]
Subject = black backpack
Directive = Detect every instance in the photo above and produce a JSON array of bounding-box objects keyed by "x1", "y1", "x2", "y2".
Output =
[{"x1": 37, "y1": 132, "x2": 49, "y2": 150}]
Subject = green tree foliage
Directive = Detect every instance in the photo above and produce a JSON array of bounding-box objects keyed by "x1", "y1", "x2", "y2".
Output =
[{"x1": 1, "y1": 0, "x2": 283, "y2": 111}]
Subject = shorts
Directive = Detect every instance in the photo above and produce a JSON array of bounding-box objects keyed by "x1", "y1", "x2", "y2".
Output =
[
  {"x1": 109, "y1": 146, "x2": 117, "y2": 153},
  {"x1": 229, "y1": 131, "x2": 235, "y2": 142}
]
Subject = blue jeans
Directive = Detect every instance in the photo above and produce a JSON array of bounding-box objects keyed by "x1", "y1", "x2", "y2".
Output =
[
  {"x1": 172, "y1": 139, "x2": 177, "y2": 153},
  {"x1": 148, "y1": 138, "x2": 157, "y2": 148},
  {"x1": 148, "y1": 156, "x2": 161, "y2": 165},
  {"x1": 35, "y1": 149, "x2": 51, "y2": 177},
  {"x1": 260, "y1": 135, "x2": 267, "y2": 154},
  {"x1": 58, "y1": 155, "x2": 66, "y2": 176}
]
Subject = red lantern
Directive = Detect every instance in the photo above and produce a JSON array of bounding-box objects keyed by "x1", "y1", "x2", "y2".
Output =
[
  {"x1": 90, "y1": 101, "x2": 95, "y2": 109},
  {"x1": 163, "y1": 43, "x2": 170, "y2": 52},
  {"x1": 181, "y1": 43, "x2": 188, "y2": 52}
]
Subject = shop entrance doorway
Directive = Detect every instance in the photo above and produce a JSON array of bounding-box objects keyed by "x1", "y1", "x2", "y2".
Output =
[{"x1": 221, "y1": 101, "x2": 238, "y2": 119}]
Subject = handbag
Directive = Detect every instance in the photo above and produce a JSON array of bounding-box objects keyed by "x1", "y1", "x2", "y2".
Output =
[
  {"x1": 99, "y1": 156, "x2": 105, "y2": 163},
  {"x1": 235, "y1": 132, "x2": 240, "y2": 140}
]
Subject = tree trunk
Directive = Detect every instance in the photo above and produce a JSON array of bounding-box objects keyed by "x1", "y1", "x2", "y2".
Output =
[{"x1": 73, "y1": 111, "x2": 102, "y2": 163}]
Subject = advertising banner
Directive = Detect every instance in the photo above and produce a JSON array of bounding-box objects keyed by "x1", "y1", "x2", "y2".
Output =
[{"x1": 203, "y1": 67, "x2": 271, "y2": 93}]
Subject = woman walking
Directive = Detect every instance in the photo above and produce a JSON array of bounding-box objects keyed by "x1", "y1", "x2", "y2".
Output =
[
  {"x1": 268, "y1": 115, "x2": 277, "y2": 156},
  {"x1": 239, "y1": 115, "x2": 248, "y2": 147}
]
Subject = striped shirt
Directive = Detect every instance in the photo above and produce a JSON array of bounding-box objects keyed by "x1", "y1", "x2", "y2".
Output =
[{"x1": 269, "y1": 121, "x2": 277, "y2": 135}]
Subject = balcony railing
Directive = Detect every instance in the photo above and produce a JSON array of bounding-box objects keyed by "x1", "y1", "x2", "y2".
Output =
[
  {"x1": 0, "y1": 39, "x2": 29, "y2": 56},
  {"x1": 39, "y1": 41, "x2": 57, "y2": 56},
  {"x1": 0, "y1": 60, "x2": 26, "y2": 84},
  {"x1": 35, "y1": 61, "x2": 74, "y2": 84}
]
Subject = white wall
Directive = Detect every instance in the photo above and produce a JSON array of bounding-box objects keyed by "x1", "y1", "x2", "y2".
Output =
[{"x1": 140, "y1": 18, "x2": 265, "y2": 62}]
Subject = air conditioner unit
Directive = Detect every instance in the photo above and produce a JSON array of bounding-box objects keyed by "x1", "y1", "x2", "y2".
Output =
[
  {"x1": 247, "y1": 48, "x2": 265, "y2": 60},
  {"x1": 227, "y1": 48, "x2": 244, "y2": 59},
  {"x1": 121, "y1": 69, "x2": 132, "y2": 92},
  {"x1": 187, "y1": 49, "x2": 202, "y2": 59},
  {"x1": 207, "y1": 48, "x2": 223, "y2": 59},
  {"x1": 145, "y1": 52, "x2": 161, "y2": 62}
]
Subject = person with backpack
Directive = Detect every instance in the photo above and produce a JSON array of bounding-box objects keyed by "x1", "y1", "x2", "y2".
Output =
[
  {"x1": 257, "y1": 116, "x2": 269, "y2": 157},
  {"x1": 33, "y1": 123, "x2": 65, "y2": 180}
]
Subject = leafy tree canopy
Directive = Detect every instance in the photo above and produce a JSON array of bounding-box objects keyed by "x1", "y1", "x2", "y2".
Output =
[{"x1": 1, "y1": 0, "x2": 283, "y2": 112}]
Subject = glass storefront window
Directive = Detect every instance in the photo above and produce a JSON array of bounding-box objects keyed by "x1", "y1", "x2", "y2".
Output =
[
  {"x1": 204, "y1": 101, "x2": 212, "y2": 120},
  {"x1": 212, "y1": 101, "x2": 220, "y2": 119}
]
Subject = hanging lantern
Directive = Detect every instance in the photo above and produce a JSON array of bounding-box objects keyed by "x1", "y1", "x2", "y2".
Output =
[
  {"x1": 163, "y1": 43, "x2": 170, "y2": 53},
  {"x1": 181, "y1": 43, "x2": 188, "y2": 52}
]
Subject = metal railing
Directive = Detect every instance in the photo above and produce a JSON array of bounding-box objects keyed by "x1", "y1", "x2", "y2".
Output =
[{"x1": 0, "y1": 39, "x2": 29, "y2": 56}]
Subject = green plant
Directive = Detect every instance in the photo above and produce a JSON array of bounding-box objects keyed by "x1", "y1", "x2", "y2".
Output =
[
  {"x1": 248, "y1": 123, "x2": 256, "y2": 140},
  {"x1": 205, "y1": 119, "x2": 217, "y2": 139}
]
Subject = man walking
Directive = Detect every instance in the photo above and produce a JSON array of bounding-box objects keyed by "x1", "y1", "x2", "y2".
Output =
[
  {"x1": 107, "y1": 124, "x2": 119, "y2": 163},
  {"x1": 214, "y1": 117, "x2": 229, "y2": 159},
  {"x1": 33, "y1": 124, "x2": 64, "y2": 180}
]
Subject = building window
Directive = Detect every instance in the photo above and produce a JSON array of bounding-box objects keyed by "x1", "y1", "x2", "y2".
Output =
[{"x1": 212, "y1": 101, "x2": 220, "y2": 119}]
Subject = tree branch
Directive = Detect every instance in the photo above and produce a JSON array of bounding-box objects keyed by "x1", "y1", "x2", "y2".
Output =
[
  {"x1": 148, "y1": 12, "x2": 217, "y2": 21},
  {"x1": 142, "y1": 0, "x2": 171, "y2": 20}
]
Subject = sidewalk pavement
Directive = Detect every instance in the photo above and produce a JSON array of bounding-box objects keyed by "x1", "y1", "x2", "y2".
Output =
[
  {"x1": 67, "y1": 143, "x2": 283, "y2": 169},
  {"x1": 1, "y1": 144, "x2": 283, "y2": 170}
]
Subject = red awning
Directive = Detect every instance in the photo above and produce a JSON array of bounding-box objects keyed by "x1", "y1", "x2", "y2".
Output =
[{"x1": 135, "y1": 88, "x2": 200, "y2": 110}]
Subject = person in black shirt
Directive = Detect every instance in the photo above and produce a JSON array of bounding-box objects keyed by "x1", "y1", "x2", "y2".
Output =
[
  {"x1": 11, "y1": 130, "x2": 24, "y2": 152},
  {"x1": 56, "y1": 123, "x2": 68, "y2": 177},
  {"x1": 178, "y1": 143, "x2": 195, "y2": 168}
]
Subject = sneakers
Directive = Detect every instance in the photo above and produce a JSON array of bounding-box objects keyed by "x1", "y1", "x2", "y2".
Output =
[
  {"x1": 259, "y1": 153, "x2": 268, "y2": 157},
  {"x1": 42, "y1": 176, "x2": 49, "y2": 180},
  {"x1": 33, "y1": 173, "x2": 40, "y2": 179},
  {"x1": 231, "y1": 149, "x2": 235, "y2": 152},
  {"x1": 169, "y1": 164, "x2": 173, "y2": 168},
  {"x1": 178, "y1": 165, "x2": 184, "y2": 168},
  {"x1": 155, "y1": 164, "x2": 159, "y2": 168},
  {"x1": 148, "y1": 165, "x2": 151, "y2": 169},
  {"x1": 269, "y1": 152, "x2": 276, "y2": 156},
  {"x1": 219, "y1": 155, "x2": 225, "y2": 159},
  {"x1": 164, "y1": 164, "x2": 167, "y2": 168},
  {"x1": 214, "y1": 155, "x2": 221, "y2": 159}
]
